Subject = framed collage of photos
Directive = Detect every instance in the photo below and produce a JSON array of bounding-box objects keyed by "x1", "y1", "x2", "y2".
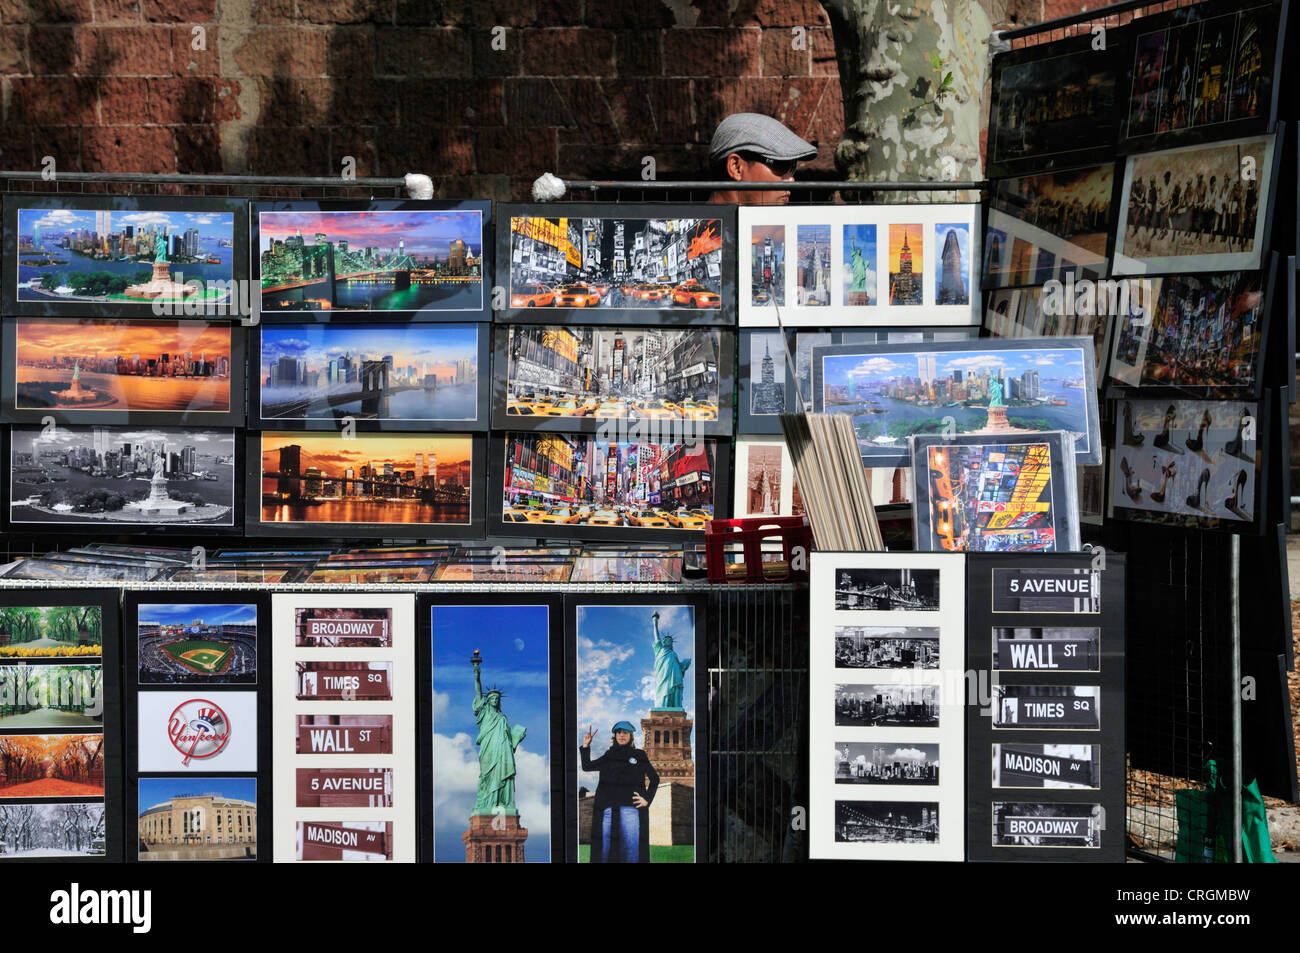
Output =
[
  {"x1": 418, "y1": 593, "x2": 564, "y2": 863},
  {"x1": 809, "y1": 552, "x2": 965, "y2": 861},
  {"x1": 250, "y1": 200, "x2": 492, "y2": 323},
  {"x1": 271, "y1": 593, "x2": 416, "y2": 863},
  {"x1": 811, "y1": 336, "x2": 1102, "y2": 468},
  {"x1": 0, "y1": 589, "x2": 121, "y2": 863},
  {"x1": 124, "y1": 591, "x2": 270, "y2": 863},
  {"x1": 738, "y1": 204, "x2": 981, "y2": 327},
  {"x1": 1, "y1": 316, "x2": 245, "y2": 428},
  {"x1": 488, "y1": 433, "x2": 729, "y2": 543},
  {"x1": 244, "y1": 432, "x2": 486, "y2": 539},
  {"x1": 564, "y1": 593, "x2": 709, "y2": 864},
  {"x1": 965, "y1": 554, "x2": 1125, "y2": 862},
  {"x1": 495, "y1": 204, "x2": 735, "y2": 326},
  {"x1": 491, "y1": 325, "x2": 734, "y2": 437},
  {"x1": 2, "y1": 194, "x2": 250, "y2": 319},
  {"x1": 250, "y1": 321, "x2": 490, "y2": 432}
]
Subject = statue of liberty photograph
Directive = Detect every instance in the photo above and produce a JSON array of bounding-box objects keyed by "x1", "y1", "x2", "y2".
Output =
[
  {"x1": 471, "y1": 649, "x2": 527, "y2": 816},
  {"x1": 651, "y1": 610, "x2": 691, "y2": 711},
  {"x1": 154, "y1": 231, "x2": 169, "y2": 263}
]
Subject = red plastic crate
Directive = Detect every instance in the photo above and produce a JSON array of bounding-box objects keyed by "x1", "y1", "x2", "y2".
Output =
[{"x1": 704, "y1": 516, "x2": 813, "y2": 584}]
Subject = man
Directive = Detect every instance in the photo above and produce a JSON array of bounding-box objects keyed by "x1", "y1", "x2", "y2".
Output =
[{"x1": 708, "y1": 112, "x2": 817, "y2": 206}]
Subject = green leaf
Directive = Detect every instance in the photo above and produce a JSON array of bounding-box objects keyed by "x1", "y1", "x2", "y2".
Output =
[
  {"x1": 941, "y1": 71, "x2": 954, "y2": 89},
  {"x1": 929, "y1": 52, "x2": 943, "y2": 69}
]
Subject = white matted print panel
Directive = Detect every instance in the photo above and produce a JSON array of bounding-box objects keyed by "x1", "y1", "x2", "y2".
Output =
[
  {"x1": 739, "y1": 205, "x2": 981, "y2": 327},
  {"x1": 809, "y1": 551, "x2": 966, "y2": 861}
]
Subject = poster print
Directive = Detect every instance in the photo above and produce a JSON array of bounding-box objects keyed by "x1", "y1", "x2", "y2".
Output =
[
  {"x1": 10, "y1": 425, "x2": 238, "y2": 532},
  {"x1": 272, "y1": 593, "x2": 415, "y2": 863},
  {"x1": 137, "y1": 777, "x2": 257, "y2": 861},
  {"x1": 251, "y1": 200, "x2": 490, "y2": 321},
  {"x1": 810, "y1": 552, "x2": 965, "y2": 861},
  {"x1": 1106, "y1": 268, "x2": 1270, "y2": 396},
  {"x1": 137, "y1": 602, "x2": 257, "y2": 685},
  {"x1": 992, "y1": 745, "x2": 1100, "y2": 789},
  {"x1": 249, "y1": 431, "x2": 484, "y2": 538},
  {"x1": 738, "y1": 205, "x2": 981, "y2": 327},
  {"x1": 992, "y1": 627, "x2": 1100, "y2": 672},
  {"x1": 494, "y1": 325, "x2": 731, "y2": 436},
  {"x1": 992, "y1": 802, "x2": 1103, "y2": 848},
  {"x1": 993, "y1": 684, "x2": 1100, "y2": 730},
  {"x1": 733, "y1": 437, "x2": 803, "y2": 519},
  {"x1": 496, "y1": 203, "x2": 735, "y2": 326},
  {"x1": 1113, "y1": 134, "x2": 1277, "y2": 274},
  {"x1": 425, "y1": 599, "x2": 560, "y2": 863},
  {"x1": 2, "y1": 316, "x2": 243, "y2": 427},
  {"x1": 253, "y1": 322, "x2": 488, "y2": 431},
  {"x1": 1110, "y1": 397, "x2": 1263, "y2": 530},
  {"x1": 812, "y1": 337, "x2": 1101, "y2": 468},
  {"x1": 3, "y1": 194, "x2": 249, "y2": 318},
  {"x1": 570, "y1": 600, "x2": 703, "y2": 863},
  {"x1": 749, "y1": 224, "x2": 785, "y2": 307}
]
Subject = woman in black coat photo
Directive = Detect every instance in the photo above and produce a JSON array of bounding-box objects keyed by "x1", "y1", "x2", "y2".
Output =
[{"x1": 579, "y1": 721, "x2": 659, "y2": 862}]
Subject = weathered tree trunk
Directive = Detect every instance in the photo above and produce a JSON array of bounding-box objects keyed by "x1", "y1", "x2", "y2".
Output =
[{"x1": 821, "y1": 0, "x2": 992, "y2": 191}]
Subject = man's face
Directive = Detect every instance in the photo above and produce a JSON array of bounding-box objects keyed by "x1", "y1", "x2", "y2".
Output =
[{"x1": 728, "y1": 154, "x2": 796, "y2": 205}]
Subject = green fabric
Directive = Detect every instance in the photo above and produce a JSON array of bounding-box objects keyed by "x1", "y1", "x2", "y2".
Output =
[{"x1": 1174, "y1": 760, "x2": 1276, "y2": 863}]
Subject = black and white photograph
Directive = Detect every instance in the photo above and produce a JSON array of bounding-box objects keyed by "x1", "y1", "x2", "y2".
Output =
[
  {"x1": 834, "y1": 626, "x2": 939, "y2": 669},
  {"x1": 991, "y1": 568, "x2": 1101, "y2": 613},
  {"x1": 992, "y1": 627, "x2": 1101, "y2": 671},
  {"x1": 1114, "y1": 134, "x2": 1277, "y2": 274},
  {"x1": 747, "y1": 331, "x2": 786, "y2": 416},
  {"x1": 993, "y1": 684, "x2": 1100, "y2": 729},
  {"x1": 835, "y1": 742, "x2": 940, "y2": 785},
  {"x1": 0, "y1": 802, "x2": 106, "y2": 859},
  {"x1": 10, "y1": 425, "x2": 238, "y2": 530},
  {"x1": 834, "y1": 800, "x2": 939, "y2": 843},
  {"x1": 835, "y1": 684, "x2": 939, "y2": 727},
  {"x1": 495, "y1": 325, "x2": 731, "y2": 435},
  {"x1": 992, "y1": 801, "x2": 1103, "y2": 847},
  {"x1": 498, "y1": 204, "x2": 735, "y2": 325},
  {"x1": 834, "y1": 568, "x2": 940, "y2": 610},
  {"x1": 992, "y1": 744, "x2": 1100, "y2": 789}
]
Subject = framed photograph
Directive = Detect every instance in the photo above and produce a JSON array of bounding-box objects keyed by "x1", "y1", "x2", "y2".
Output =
[
  {"x1": 1113, "y1": 133, "x2": 1279, "y2": 274},
  {"x1": 1118, "y1": 0, "x2": 1287, "y2": 150},
  {"x1": 1, "y1": 557, "x2": 161, "y2": 582},
  {"x1": 992, "y1": 626, "x2": 1101, "y2": 672},
  {"x1": 3, "y1": 194, "x2": 250, "y2": 319},
  {"x1": 272, "y1": 593, "x2": 415, "y2": 862},
  {"x1": 245, "y1": 431, "x2": 485, "y2": 539},
  {"x1": 493, "y1": 325, "x2": 733, "y2": 436},
  {"x1": 738, "y1": 204, "x2": 981, "y2": 327},
  {"x1": 992, "y1": 745, "x2": 1101, "y2": 790},
  {"x1": 982, "y1": 285, "x2": 1117, "y2": 384},
  {"x1": 738, "y1": 328, "x2": 792, "y2": 434},
  {"x1": 993, "y1": 684, "x2": 1100, "y2": 730},
  {"x1": 985, "y1": 32, "x2": 1125, "y2": 177},
  {"x1": 488, "y1": 433, "x2": 727, "y2": 543},
  {"x1": 0, "y1": 590, "x2": 121, "y2": 862},
  {"x1": 991, "y1": 802, "x2": 1104, "y2": 848},
  {"x1": 983, "y1": 163, "x2": 1117, "y2": 289},
  {"x1": 910, "y1": 431, "x2": 1082, "y2": 552},
  {"x1": 1109, "y1": 396, "x2": 1267, "y2": 532},
  {"x1": 810, "y1": 552, "x2": 965, "y2": 861},
  {"x1": 565, "y1": 594, "x2": 709, "y2": 863},
  {"x1": 496, "y1": 204, "x2": 735, "y2": 326},
  {"x1": 419, "y1": 595, "x2": 564, "y2": 862},
  {"x1": 733, "y1": 437, "x2": 803, "y2": 519},
  {"x1": 8, "y1": 425, "x2": 240, "y2": 533},
  {"x1": 124, "y1": 591, "x2": 270, "y2": 862},
  {"x1": 251, "y1": 200, "x2": 490, "y2": 322},
  {"x1": 812, "y1": 337, "x2": 1102, "y2": 467},
  {"x1": 251, "y1": 321, "x2": 488, "y2": 431},
  {"x1": 1, "y1": 316, "x2": 244, "y2": 427},
  {"x1": 1106, "y1": 263, "x2": 1273, "y2": 397}
]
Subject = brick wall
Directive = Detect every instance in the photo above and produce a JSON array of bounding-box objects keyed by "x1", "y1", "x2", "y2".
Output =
[{"x1": 0, "y1": 0, "x2": 1095, "y2": 198}]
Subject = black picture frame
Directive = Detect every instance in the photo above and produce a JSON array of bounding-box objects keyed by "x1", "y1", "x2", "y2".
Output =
[
  {"x1": 737, "y1": 327, "x2": 793, "y2": 434},
  {"x1": 1, "y1": 316, "x2": 246, "y2": 428},
  {"x1": 965, "y1": 553, "x2": 1127, "y2": 863},
  {"x1": 487, "y1": 433, "x2": 730, "y2": 544},
  {"x1": 244, "y1": 431, "x2": 486, "y2": 540},
  {"x1": 0, "y1": 587, "x2": 122, "y2": 863},
  {"x1": 417, "y1": 593, "x2": 565, "y2": 863},
  {"x1": 492, "y1": 324, "x2": 734, "y2": 437},
  {"x1": 250, "y1": 320, "x2": 490, "y2": 432},
  {"x1": 3, "y1": 193, "x2": 251, "y2": 320},
  {"x1": 494, "y1": 203, "x2": 737, "y2": 326},
  {"x1": 563, "y1": 592, "x2": 710, "y2": 864},
  {"x1": 813, "y1": 336, "x2": 1103, "y2": 467},
  {"x1": 985, "y1": 32, "x2": 1127, "y2": 179},
  {"x1": 250, "y1": 199, "x2": 492, "y2": 323},
  {"x1": 123, "y1": 590, "x2": 271, "y2": 863},
  {"x1": 1116, "y1": 0, "x2": 1289, "y2": 154},
  {"x1": 5, "y1": 424, "x2": 243, "y2": 536}
]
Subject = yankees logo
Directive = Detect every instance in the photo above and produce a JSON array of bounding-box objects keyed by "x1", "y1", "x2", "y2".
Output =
[{"x1": 167, "y1": 698, "x2": 231, "y2": 765}]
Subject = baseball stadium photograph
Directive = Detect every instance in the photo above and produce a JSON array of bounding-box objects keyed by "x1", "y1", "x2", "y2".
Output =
[{"x1": 137, "y1": 603, "x2": 257, "y2": 685}]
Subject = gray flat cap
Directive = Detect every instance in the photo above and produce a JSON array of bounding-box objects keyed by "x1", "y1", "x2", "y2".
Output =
[{"x1": 709, "y1": 113, "x2": 817, "y2": 164}]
